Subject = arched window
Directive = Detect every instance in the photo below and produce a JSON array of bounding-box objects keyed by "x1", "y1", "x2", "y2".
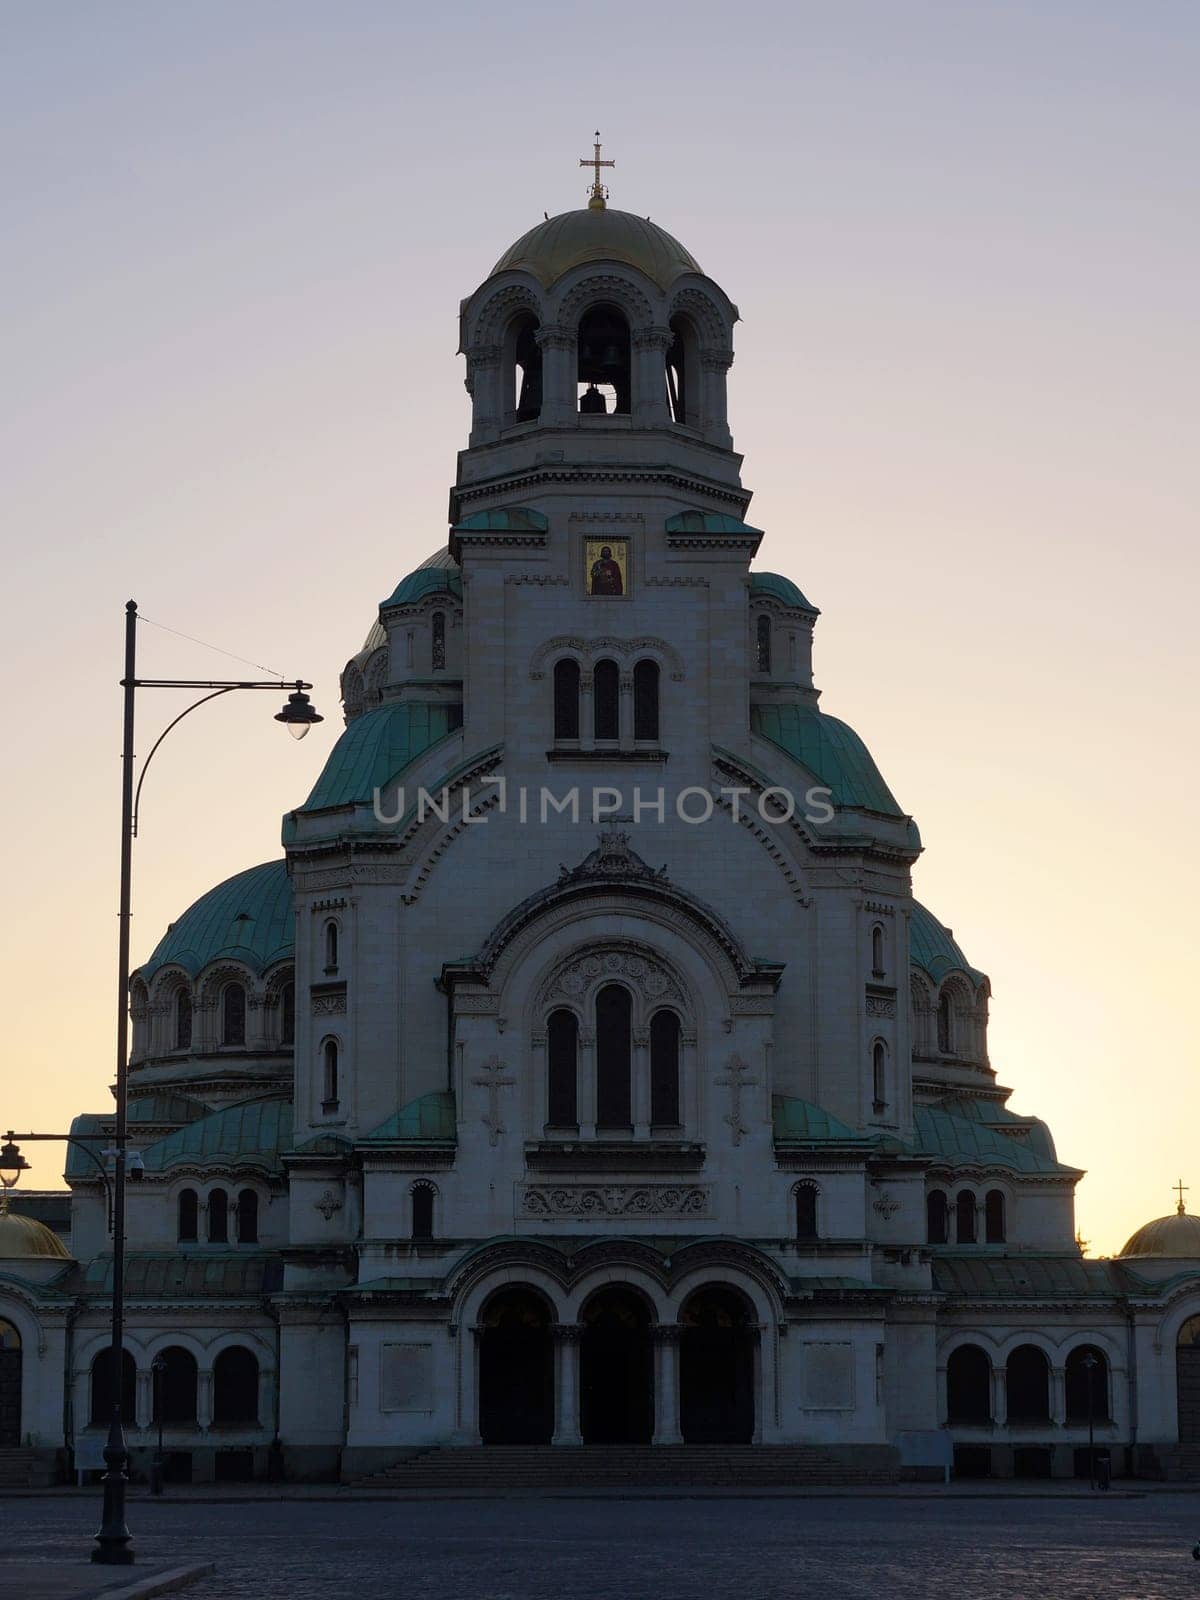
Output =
[
  {"x1": 236, "y1": 1189, "x2": 259, "y2": 1245},
  {"x1": 411, "y1": 1182, "x2": 435, "y2": 1241},
  {"x1": 510, "y1": 312, "x2": 542, "y2": 422},
  {"x1": 872, "y1": 1040, "x2": 888, "y2": 1110},
  {"x1": 553, "y1": 659, "x2": 581, "y2": 741},
  {"x1": 595, "y1": 984, "x2": 632, "y2": 1128},
  {"x1": 1065, "y1": 1345, "x2": 1110, "y2": 1423},
  {"x1": 431, "y1": 611, "x2": 446, "y2": 671},
  {"x1": 324, "y1": 921, "x2": 339, "y2": 972},
  {"x1": 665, "y1": 314, "x2": 699, "y2": 426},
  {"x1": 956, "y1": 1189, "x2": 977, "y2": 1245},
  {"x1": 208, "y1": 1188, "x2": 229, "y2": 1244},
  {"x1": 212, "y1": 1346, "x2": 259, "y2": 1425},
  {"x1": 153, "y1": 1346, "x2": 198, "y2": 1425},
  {"x1": 755, "y1": 614, "x2": 772, "y2": 674},
  {"x1": 322, "y1": 1040, "x2": 339, "y2": 1107},
  {"x1": 222, "y1": 983, "x2": 246, "y2": 1046},
  {"x1": 937, "y1": 992, "x2": 953, "y2": 1054},
  {"x1": 795, "y1": 1182, "x2": 819, "y2": 1241},
  {"x1": 633, "y1": 659, "x2": 660, "y2": 742},
  {"x1": 947, "y1": 1344, "x2": 992, "y2": 1423},
  {"x1": 593, "y1": 659, "x2": 619, "y2": 741},
  {"x1": 547, "y1": 1009, "x2": 578, "y2": 1128},
  {"x1": 279, "y1": 981, "x2": 295, "y2": 1047},
  {"x1": 577, "y1": 304, "x2": 630, "y2": 415},
  {"x1": 1007, "y1": 1344, "x2": 1051, "y2": 1423},
  {"x1": 926, "y1": 1189, "x2": 949, "y2": 1245},
  {"x1": 177, "y1": 1188, "x2": 198, "y2": 1243},
  {"x1": 650, "y1": 1009, "x2": 681, "y2": 1127},
  {"x1": 871, "y1": 925, "x2": 885, "y2": 975},
  {"x1": 985, "y1": 1189, "x2": 1006, "y2": 1244},
  {"x1": 174, "y1": 989, "x2": 192, "y2": 1050},
  {"x1": 90, "y1": 1347, "x2": 136, "y2": 1426}
]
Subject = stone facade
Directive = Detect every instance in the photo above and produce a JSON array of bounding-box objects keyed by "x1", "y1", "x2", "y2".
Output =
[{"x1": 3, "y1": 198, "x2": 1197, "y2": 1485}]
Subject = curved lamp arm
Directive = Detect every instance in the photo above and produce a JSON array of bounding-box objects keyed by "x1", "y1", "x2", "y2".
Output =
[
  {"x1": 132, "y1": 687, "x2": 239, "y2": 838},
  {"x1": 63, "y1": 1138, "x2": 116, "y2": 1234}
]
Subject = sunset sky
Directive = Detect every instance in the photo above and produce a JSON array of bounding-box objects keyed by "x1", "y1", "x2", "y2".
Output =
[{"x1": 2, "y1": 1, "x2": 1196, "y2": 1256}]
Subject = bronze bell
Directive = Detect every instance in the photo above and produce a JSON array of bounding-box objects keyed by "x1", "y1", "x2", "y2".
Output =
[{"x1": 579, "y1": 384, "x2": 607, "y2": 415}]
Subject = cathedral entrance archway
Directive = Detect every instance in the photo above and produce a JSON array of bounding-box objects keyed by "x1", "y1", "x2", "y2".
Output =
[
  {"x1": 1178, "y1": 1316, "x2": 1200, "y2": 1442},
  {"x1": 679, "y1": 1287, "x2": 755, "y2": 1444},
  {"x1": 479, "y1": 1288, "x2": 554, "y2": 1445},
  {"x1": 580, "y1": 1288, "x2": 652, "y2": 1444},
  {"x1": 0, "y1": 1320, "x2": 21, "y2": 1449}
]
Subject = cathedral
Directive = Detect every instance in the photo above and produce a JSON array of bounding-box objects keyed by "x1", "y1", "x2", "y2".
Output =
[{"x1": 4, "y1": 162, "x2": 1200, "y2": 1488}]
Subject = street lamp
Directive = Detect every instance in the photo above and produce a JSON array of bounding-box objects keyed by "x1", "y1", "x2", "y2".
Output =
[
  {"x1": 86, "y1": 599, "x2": 322, "y2": 1566},
  {"x1": 0, "y1": 1139, "x2": 29, "y2": 1196}
]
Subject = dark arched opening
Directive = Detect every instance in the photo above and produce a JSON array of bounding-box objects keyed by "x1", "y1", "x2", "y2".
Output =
[
  {"x1": 174, "y1": 989, "x2": 192, "y2": 1050},
  {"x1": 154, "y1": 1346, "x2": 198, "y2": 1425},
  {"x1": 578, "y1": 304, "x2": 630, "y2": 415},
  {"x1": 553, "y1": 659, "x2": 580, "y2": 741},
  {"x1": 593, "y1": 659, "x2": 619, "y2": 741},
  {"x1": 479, "y1": 1288, "x2": 553, "y2": 1445},
  {"x1": 985, "y1": 1189, "x2": 1006, "y2": 1244},
  {"x1": 926, "y1": 1189, "x2": 948, "y2": 1245},
  {"x1": 946, "y1": 1344, "x2": 992, "y2": 1423},
  {"x1": 279, "y1": 981, "x2": 295, "y2": 1047},
  {"x1": 222, "y1": 983, "x2": 246, "y2": 1046},
  {"x1": 547, "y1": 1008, "x2": 578, "y2": 1128},
  {"x1": 680, "y1": 1286, "x2": 755, "y2": 1444},
  {"x1": 1007, "y1": 1344, "x2": 1051, "y2": 1423},
  {"x1": 1065, "y1": 1345, "x2": 1110, "y2": 1424},
  {"x1": 177, "y1": 1188, "x2": 198, "y2": 1243},
  {"x1": 595, "y1": 984, "x2": 631, "y2": 1128},
  {"x1": 0, "y1": 1321, "x2": 20, "y2": 1447},
  {"x1": 956, "y1": 1189, "x2": 977, "y2": 1245},
  {"x1": 581, "y1": 1288, "x2": 652, "y2": 1445},
  {"x1": 89, "y1": 1346, "x2": 135, "y2": 1429},
  {"x1": 213, "y1": 1346, "x2": 259, "y2": 1425},
  {"x1": 1179, "y1": 1317, "x2": 1200, "y2": 1442},
  {"x1": 755, "y1": 613, "x2": 772, "y2": 674},
  {"x1": 208, "y1": 1187, "x2": 228, "y2": 1244},
  {"x1": 411, "y1": 1183, "x2": 435, "y2": 1241},
  {"x1": 236, "y1": 1189, "x2": 259, "y2": 1245},
  {"x1": 649, "y1": 1008, "x2": 680, "y2": 1127},
  {"x1": 665, "y1": 314, "x2": 699, "y2": 425},
  {"x1": 633, "y1": 659, "x2": 660, "y2": 742},
  {"x1": 509, "y1": 312, "x2": 542, "y2": 423},
  {"x1": 795, "y1": 1183, "x2": 819, "y2": 1241}
]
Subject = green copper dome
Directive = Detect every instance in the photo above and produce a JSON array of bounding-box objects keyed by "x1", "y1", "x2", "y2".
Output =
[
  {"x1": 381, "y1": 548, "x2": 463, "y2": 610},
  {"x1": 490, "y1": 207, "x2": 701, "y2": 292},
  {"x1": 749, "y1": 571, "x2": 818, "y2": 612},
  {"x1": 137, "y1": 861, "x2": 293, "y2": 980},
  {"x1": 751, "y1": 703, "x2": 906, "y2": 818},
  {"x1": 909, "y1": 902, "x2": 986, "y2": 984},
  {"x1": 290, "y1": 700, "x2": 462, "y2": 820}
]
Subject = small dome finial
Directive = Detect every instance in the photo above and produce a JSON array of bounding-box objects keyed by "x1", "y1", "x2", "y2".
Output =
[
  {"x1": 579, "y1": 130, "x2": 614, "y2": 210},
  {"x1": 1178, "y1": 1178, "x2": 1190, "y2": 1215}
]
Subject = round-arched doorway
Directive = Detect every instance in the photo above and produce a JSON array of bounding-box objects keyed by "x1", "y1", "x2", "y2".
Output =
[
  {"x1": 680, "y1": 1286, "x2": 755, "y2": 1444},
  {"x1": 580, "y1": 1288, "x2": 653, "y2": 1444},
  {"x1": 0, "y1": 1320, "x2": 21, "y2": 1448},
  {"x1": 1178, "y1": 1315, "x2": 1200, "y2": 1442},
  {"x1": 479, "y1": 1288, "x2": 554, "y2": 1445}
]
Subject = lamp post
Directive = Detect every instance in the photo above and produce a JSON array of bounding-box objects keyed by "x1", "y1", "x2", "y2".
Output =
[{"x1": 84, "y1": 599, "x2": 321, "y2": 1565}]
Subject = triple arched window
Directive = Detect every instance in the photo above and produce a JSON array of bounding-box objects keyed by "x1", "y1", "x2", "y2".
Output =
[
  {"x1": 551, "y1": 655, "x2": 661, "y2": 745},
  {"x1": 544, "y1": 990, "x2": 682, "y2": 1132},
  {"x1": 177, "y1": 1186, "x2": 261, "y2": 1245}
]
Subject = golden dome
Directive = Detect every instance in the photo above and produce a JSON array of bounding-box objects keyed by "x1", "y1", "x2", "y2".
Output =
[
  {"x1": 0, "y1": 1209, "x2": 70, "y2": 1259},
  {"x1": 490, "y1": 207, "x2": 701, "y2": 293},
  {"x1": 1120, "y1": 1206, "x2": 1200, "y2": 1260}
]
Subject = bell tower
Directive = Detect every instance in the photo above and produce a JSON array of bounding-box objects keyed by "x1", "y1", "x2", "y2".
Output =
[{"x1": 452, "y1": 140, "x2": 747, "y2": 528}]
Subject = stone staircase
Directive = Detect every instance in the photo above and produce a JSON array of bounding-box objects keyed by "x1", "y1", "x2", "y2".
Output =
[{"x1": 353, "y1": 1443, "x2": 901, "y2": 1491}]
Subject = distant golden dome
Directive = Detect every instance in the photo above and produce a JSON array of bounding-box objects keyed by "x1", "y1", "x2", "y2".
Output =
[
  {"x1": 490, "y1": 207, "x2": 701, "y2": 293},
  {"x1": 1120, "y1": 1206, "x2": 1200, "y2": 1260},
  {"x1": 0, "y1": 1210, "x2": 70, "y2": 1259}
]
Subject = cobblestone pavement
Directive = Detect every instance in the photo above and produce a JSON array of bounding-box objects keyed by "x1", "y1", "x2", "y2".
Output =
[{"x1": 5, "y1": 1493, "x2": 1200, "y2": 1600}]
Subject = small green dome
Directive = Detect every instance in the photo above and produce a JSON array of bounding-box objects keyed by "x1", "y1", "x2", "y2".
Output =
[
  {"x1": 380, "y1": 547, "x2": 463, "y2": 610},
  {"x1": 751, "y1": 702, "x2": 906, "y2": 818},
  {"x1": 138, "y1": 861, "x2": 293, "y2": 980},
  {"x1": 909, "y1": 902, "x2": 986, "y2": 984},
  {"x1": 490, "y1": 207, "x2": 701, "y2": 292},
  {"x1": 749, "y1": 571, "x2": 818, "y2": 612}
]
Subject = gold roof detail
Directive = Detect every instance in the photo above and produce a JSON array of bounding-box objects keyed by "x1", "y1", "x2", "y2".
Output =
[
  {"x1": 0, "y1": 1209, "x2": 71, "y2": 1260},
  {"x1": 490, "y1": 207, "x2": 701, "y2": 293}
]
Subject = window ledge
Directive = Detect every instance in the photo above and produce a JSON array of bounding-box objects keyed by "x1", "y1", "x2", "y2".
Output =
[
  {"x1": 524, "y1": 1139, "x2": 705, "y2": 1170},
  {"x1": 545, "y1": 747, "x2": 669, "y2": 763}
]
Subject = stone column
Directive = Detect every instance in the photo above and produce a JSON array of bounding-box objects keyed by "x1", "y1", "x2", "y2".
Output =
[
  {"x1": 1051, "y1": 1366, "x2": 1066, "y2": 1427},
  {"x1": 633, "y1": 1025, "x2": 651, "y2": 1136},
  {"x1": 580, "y1": 673, "x2": 595, "y2": 753},
  {"x1": 750, "y1": 1325, "x2": 764, "y2": 1444},
  {"x1": 531, "y1": 1032, "x2": 547, "y2": 1133},
  {"x1": 467, "y1": 345, "x2": 502, "y2": 441},
  {"x1": 579, "y1": 1028, "x2": 597, "y2": 1138},
  {"x1": 536, "y1": 324, "x2": 576, "y2": 427},
  {"x1": 652, "y1": 1325, "x2": 683, "y2": 1445},
  {"x1": 632, "y1": 327, "x2": 672, "y2": 429},
  {"x1": 552, "y1": 1325, "x2": 584, "y2": 1445},
  {"x1": 462, "y1": 1326, "x2": 484, "y2": 1446},
  {"x1": 197, "y1": 1368, "x2": 213, "y2": 1430},
  {"x1": 136, "y1": 1368, "x2": 153, "y2": 1432},
  {"x1": 935, "y1": 1364, "x2": 948, "y2": 1427},
  {"x1": 701, "y1": 349, "x2": 734, "y2": 449},
  {"x1": 992, "y1": 1365, "x2": 1007, "y2": 1428}
]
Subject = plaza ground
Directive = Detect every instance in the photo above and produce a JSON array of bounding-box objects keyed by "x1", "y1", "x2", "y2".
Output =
[{"x1": 5, "y1": 1491, "x2": 1200, "y2": 1600}]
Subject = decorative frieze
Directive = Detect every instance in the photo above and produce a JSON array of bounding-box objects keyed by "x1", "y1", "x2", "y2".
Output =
[{"x1": 521, "y1": 1184, "x2": 710, "y2": 1219}]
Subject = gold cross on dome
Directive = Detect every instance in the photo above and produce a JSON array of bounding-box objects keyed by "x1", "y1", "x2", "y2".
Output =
[
  {"x1": 1177, "y1": 1179, "x2": 1190, "y2": 1215},
  {"x1": 580, "y1": 130, "x2": 614, "y2": 208}
]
